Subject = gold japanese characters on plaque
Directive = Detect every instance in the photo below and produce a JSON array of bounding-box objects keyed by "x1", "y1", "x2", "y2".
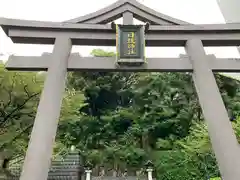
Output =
[
  {"x1": 115, "y1": 24, "x2": 146, "y2": 66},
  {"x1": 127, "y1": 32, "x2": 137, "y2": 55}
]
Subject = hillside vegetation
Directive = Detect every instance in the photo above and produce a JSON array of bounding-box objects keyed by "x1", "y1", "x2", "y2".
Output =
[{"x1": 1, "y1": 49, "x2": 240, "y2": 179}]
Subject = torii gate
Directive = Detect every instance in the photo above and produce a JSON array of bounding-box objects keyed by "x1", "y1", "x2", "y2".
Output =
[{"x1": 1, "y1": 0, "x2": 240, "y2": 179}]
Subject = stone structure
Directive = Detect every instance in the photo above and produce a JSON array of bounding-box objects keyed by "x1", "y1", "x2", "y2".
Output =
[
  {"x1": 5, "y1": 151, "x2": 83, "y2": 180},
  {"x1": 217, "y1": 0, "x2": 240, "y2": 23},
  {"x1": 84, "y1": 168, "x2": 152, "y2": 180},
  {"x1": 1, "y1": 0, "x2": 240, "y2": 179},
  {"x1": 217, "y1": 0, "x2": 240, "y2": 53}
]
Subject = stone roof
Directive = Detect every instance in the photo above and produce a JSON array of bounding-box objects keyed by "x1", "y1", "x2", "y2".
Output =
[{"x1": 5, "y1": 151, "x2": 83, "y2": 180}]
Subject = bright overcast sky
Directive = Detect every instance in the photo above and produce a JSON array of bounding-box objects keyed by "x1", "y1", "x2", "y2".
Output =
[{"x1": 0, "y1": 0, "x2": 240, "y2": 78}]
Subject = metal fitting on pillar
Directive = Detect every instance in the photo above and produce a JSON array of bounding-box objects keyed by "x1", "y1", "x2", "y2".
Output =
[{"x1": 70, "y1": 145, "x2": 76, "y2": 152}]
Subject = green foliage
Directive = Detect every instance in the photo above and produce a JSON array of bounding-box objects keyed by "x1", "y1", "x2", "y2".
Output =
[
  {"x1": 0, "y1": 64, "x2": 44, "y2": 157},
  {"x1": 1, "y1": 49, "x2": 240, "y2": 179},
  {"x1": 90, "y1": 49, "x2": 116, "y2": 57},
  {"x1": 60, "y1": 50, "x2": 240, "y2": 178}
]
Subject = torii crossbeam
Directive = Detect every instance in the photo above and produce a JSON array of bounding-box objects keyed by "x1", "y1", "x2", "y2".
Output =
[{"x1": 1, "y1": 0, "x2": 240, "y2": 180}]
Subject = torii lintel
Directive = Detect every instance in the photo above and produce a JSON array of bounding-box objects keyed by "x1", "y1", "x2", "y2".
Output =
[{"x1": 2, "y1": 1, "x2": 240, "y2": 180}]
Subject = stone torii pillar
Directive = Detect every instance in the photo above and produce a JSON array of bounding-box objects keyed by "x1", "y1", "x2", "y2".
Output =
[
  {"x1": 185, "y1": 39, "x2": 240, "y2": 180},
  {"x1": 19, "y1": 37, "x2": 72, "y2": 180},
  {"x1": 216, "y1": 0, "x2": 240, "y2": 23},
  {"x1": 217, "y1": 0, "x2": 240, "y2": 53},
  {"x1": 2, "y1": 0, "x2": 240, "y2": 179}
]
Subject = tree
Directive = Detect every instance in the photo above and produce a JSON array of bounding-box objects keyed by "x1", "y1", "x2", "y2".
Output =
[
  {"x1": 0, "y1": 63, "x2": 44, "y2": 166},
  {"x1": 65, "y1": 49, "x2": 199, "y2": 175},
  {"x1": 2, "y1": 48, "x2": 240, "y2": 180}
]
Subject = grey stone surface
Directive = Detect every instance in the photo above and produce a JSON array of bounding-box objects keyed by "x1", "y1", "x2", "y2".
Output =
[
  {"x1": 5, "y1": 54, "x2": 240, "y2": 72},
  {"x1": 1, "y1": 0, "x2": 240, "y2": 179},
  {"x1": 19, "y1": 37, "x2": 72, "y2": 180},
  {"x1": 65, "y1": 0, "x2": 188, "y2": 25},
  {"x1": 6, "y1": 152, "x2": 82, "y2": 180},
  {"x1": 5, "y1": 25, "x2": 240, "y2": 46},
  {"x1": 185, "y1": 39, "x2": 240, "y2": 180}
]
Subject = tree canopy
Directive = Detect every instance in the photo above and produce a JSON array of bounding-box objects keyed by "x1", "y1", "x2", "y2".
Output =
[{"x1": 1, "y1": 49, "x2": 240, "y2": 179}]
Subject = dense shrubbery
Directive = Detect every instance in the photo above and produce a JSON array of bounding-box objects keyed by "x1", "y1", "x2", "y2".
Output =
[{"x1": 1, "y1": 49, "x2": 240, "y2": 179}]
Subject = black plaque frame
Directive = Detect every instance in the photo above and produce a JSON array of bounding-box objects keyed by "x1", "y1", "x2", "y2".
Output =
[{"x1": 116, "y1": 24, "x2": 146, "y2": 66}]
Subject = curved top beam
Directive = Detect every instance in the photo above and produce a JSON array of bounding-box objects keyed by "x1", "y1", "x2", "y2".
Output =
[{"x1": 65, "y1": 0, "x2": 189, "y2": 25}]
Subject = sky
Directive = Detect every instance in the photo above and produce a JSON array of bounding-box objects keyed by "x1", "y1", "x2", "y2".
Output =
[{"x1": 0, "y1": 0, "x2": 239, "y2": 78}]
